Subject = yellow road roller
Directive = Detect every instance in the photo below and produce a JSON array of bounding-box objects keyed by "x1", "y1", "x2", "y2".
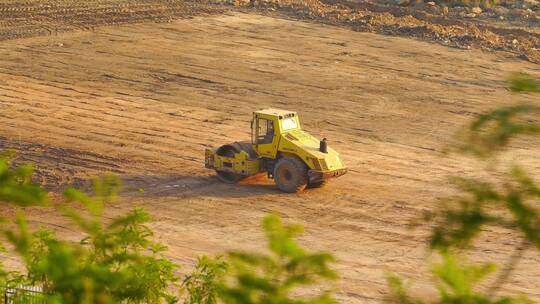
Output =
[{"x1": 205, "y1": 109, "x2": 347, "y2": 193}]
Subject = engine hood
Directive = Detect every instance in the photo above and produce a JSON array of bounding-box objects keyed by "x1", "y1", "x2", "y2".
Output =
[{"x1": 279, "y1": 129, "x2": 346, "y2": 171}]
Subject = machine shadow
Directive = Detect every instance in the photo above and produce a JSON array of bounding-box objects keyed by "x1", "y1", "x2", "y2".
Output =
[{"x1": 118, "y1": 173, "x2": 283, "y2": 199}]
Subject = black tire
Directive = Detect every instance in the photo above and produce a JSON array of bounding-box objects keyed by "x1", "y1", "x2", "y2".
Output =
[
  {"x1": 308, "y1": 180, "x2": 328, "y2": 189},
  {"x1": 273, "y1": 157, "x2": 308, "y2": 193},
  {"x1": 215, "y1": 144, "x2": 245, "y2": 184}
]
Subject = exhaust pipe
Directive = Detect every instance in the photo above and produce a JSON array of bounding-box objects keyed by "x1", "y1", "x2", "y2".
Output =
[{"x1": 320, "y1": 138, "x2": 328, "y2": 153}]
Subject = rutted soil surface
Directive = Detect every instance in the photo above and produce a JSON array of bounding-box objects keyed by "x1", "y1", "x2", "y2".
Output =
[
  {"x1": 0, "y1": 2, "x2": 540, "y2": 303},
  {"x1": 0, "y1": 0, "x2": 225, "y2": 41}
]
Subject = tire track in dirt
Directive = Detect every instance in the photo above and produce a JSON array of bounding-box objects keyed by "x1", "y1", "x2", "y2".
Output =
[
  {"x1": 0, "y1": 95, "x2": 222, "y2": 168},
  {"x1": 0, "y1": 89, "x2": 219, "y2": 150},
  {"x1": 0, "y1": 136, "x2": 128, "y2": 190},
  {"x1": 0, "y1": 0, "x2": 226, "y2": 41}
]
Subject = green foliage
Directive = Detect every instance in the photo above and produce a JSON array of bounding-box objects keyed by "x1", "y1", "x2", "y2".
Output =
[
  {"x1": 182, "y1": 256, "x2": 228, "y2": 304},
  {"x1": 426, "y1": 168, "x2": 540, "y2": 250},
  {"x1": 452, "y1": 104, "x2": 540, "y2": 158},
  {"x1": 0, "y1": 153, "x2": 49, "y2": 293},
  {"x1": 387, "y1": 254, "x2": 529, "y2": 304},
  {"x1": 433, "y1": 255, "x2": 495, "y2": 299},
  {"x1": 0, "y1": 151, "x2": 48, "y2": 206},
  {"x1": 182, "y1": 214, "x2": 337, "y2": 304},
  {"x1": 429, "y1": 74, "x2": 540, "y2": 250},
  {"x1": 509, "y1": 73, "x2": 540, "y2": 93},
  {"x1": 452, "y1": 74, "x2": 540, "y2": 157},
  {"x1": 396, "y1": 73, "x2": 540, "y2": 303},
  {"x1": 219, "y1": 214, "x2": 337, "y2": 304},
  {"x1": 1, "y1": 173, "x2": 178, "y2": 304}
]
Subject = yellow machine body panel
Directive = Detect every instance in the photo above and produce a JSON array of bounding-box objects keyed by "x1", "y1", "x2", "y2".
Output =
[
  {"x1": 205, "y1": 149, "x2": 260, "y2": 176},
  {"x1": 278, "y1": 129, "x2": 345, "y2": 172}
]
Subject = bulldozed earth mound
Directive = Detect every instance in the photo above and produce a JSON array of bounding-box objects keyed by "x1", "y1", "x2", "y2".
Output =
[
  {"x1": 221, "y1": 0, "x2": 540, "y2": 63},
  {"x1": 1, "y1": 0, "x2": 539, "y2": 62}
]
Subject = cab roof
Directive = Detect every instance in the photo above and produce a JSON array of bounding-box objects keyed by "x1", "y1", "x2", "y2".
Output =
[{"x1": 254, "y1": 108, "x2": 297, "y2": 117}]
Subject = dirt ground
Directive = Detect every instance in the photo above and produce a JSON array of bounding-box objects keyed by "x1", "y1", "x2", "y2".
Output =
[{"x1": 1, "y1": 1, "x2": 540, "y2": 302}]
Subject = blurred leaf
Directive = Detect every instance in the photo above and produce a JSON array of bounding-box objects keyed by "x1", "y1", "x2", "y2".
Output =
[
  {"x1": 453, "y1": 104, "x2": 540, "y2": 158},
  {"x1": 220, "y1": 213, "x2": 337, "y2": 304},
  {"x1": 387, "y1": 254, "x2": 529, "y2": 304},
  {"x1": 385, "y1": 273, "x2": 423, "y2": 304},
  {"x1": 182, "y1": 256, "x2": 228, "y2": 304},
  {"x1": 509, "y1": 73, "x2": 540, "y2": 93},
  {"x1": 0, "y1": 153, "x2": 48, "y2": 206}
]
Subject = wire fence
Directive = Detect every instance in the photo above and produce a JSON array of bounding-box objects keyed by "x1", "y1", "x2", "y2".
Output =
[{"x1": 1, "y1": 285, "x2": 46, "y2": 304}]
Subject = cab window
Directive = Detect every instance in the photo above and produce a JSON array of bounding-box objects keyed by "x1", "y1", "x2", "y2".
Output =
[
  {"x1": 281, "y1": 117, "x2": 298, "y2": 131},
  {"x1": 257, "y1": 119, "x2": 274, "y2": 144}
]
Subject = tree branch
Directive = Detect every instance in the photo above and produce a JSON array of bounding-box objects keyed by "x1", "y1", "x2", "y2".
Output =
[{"x1": 489, "y1": 238, "x2": 529, "y2": 297}]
